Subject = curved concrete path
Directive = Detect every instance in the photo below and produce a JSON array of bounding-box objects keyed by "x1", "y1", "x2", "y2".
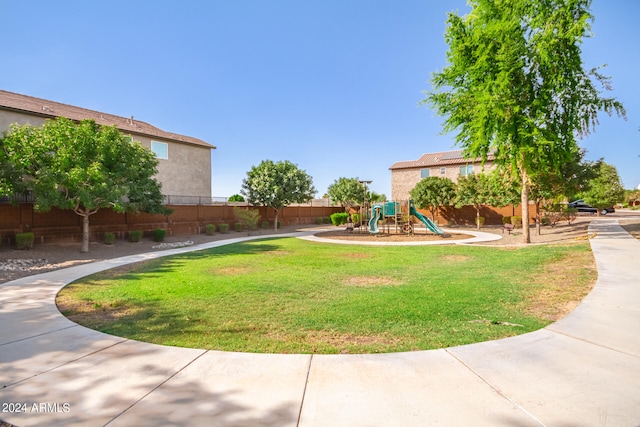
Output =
[{"x1": 1, "y1": 220, "x2": 639, "y2": 426}]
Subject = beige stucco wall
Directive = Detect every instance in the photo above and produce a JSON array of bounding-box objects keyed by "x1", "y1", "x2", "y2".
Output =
[
  {"x1": 1, "y1": 110, "x2": 212, "y2": 198},
  {"x1": 132, "y1": 135, "x2": 212, "y2": 198},
  {"x1": 391, "y1": 162, "x2": 496, "y2": 200},
  {"x1": 0, "y1": 110, "x2": 47, "y2": 131}
]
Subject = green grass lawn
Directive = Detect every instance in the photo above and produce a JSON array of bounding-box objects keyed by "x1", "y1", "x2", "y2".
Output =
[{"x1": 57, "y1": 238, "x2": 595, "y2": 354}]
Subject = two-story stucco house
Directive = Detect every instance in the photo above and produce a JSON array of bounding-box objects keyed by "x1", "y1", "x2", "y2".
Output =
[
  {"x1": 0, "y1": 90, "x2": 215, "y2": 199},
  {"x1": 389, "y1": 149, "x2": 495, "y2": 200}
]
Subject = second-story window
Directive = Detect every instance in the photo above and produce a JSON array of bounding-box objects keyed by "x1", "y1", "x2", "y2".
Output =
[
  {"x1": 151, "y1": 141, "x2": 168, "y2": 159},
  {"x1": 459, "y1": 165, "x2": 474, "y2": 176}
]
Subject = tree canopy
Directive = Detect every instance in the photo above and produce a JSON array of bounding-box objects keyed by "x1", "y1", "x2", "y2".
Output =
[
  {"x1": 579, "y1": 160, "x2": 624, "y2": 211},
  {"x1": 410, "y1": 176, "x2": 456, "y2": 221},
  {"x1": 240, "y1": 160, "x2": 316, "y2": 231},
  {"x1": 0, "y1": 117, "x2": 167, "y2": 252},
  {"x1": 327, "y1": 177, "x2": 364, "y2": 212},
  {"x1": 425, "y1": 0, "x2": 625, "y2": 243}
]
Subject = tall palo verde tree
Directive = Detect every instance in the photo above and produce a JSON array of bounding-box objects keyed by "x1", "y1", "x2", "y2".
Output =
[{"x1": 425, "y1": 0, "x2": 625, "y2": 243}]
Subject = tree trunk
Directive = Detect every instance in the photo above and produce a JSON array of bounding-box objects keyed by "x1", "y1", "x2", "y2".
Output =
[
  {"x1": 273, "y1": 209, "x2": 279, "y2": 232},
  {"x1": 535, "y1": 201, "x2": 541, "y2": 236},
  {"x1": 521, "y1": 171, "x2": 531, "y2": 244},
  {"x1": 81, "y1": 214, "x2": 90, "y2": 253},
  {"x1": 475, "y1": 206, "x2": 481, "y2": 230}
]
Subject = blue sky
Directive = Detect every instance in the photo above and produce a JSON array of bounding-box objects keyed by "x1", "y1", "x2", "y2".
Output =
[{"x1": 2, "y1": 0, "x2": 639, "y2": 198}]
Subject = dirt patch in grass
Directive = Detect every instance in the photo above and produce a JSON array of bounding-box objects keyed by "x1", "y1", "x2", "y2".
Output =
[
  {"x1": 523, "y1": 245, "x2": 597, "y2": 321},
  {"x1": 439, "y1": 255, "x2": 472, "y2": 263},
  {"x1": 215, "y1": 266, "x2": 254, "y2": 275},
  {"x1": 343, "y1": 275, "x2": 402, "y2": 287},
  {"x1": 57, "y1": 293, "x2": 144, "y2": 327}
]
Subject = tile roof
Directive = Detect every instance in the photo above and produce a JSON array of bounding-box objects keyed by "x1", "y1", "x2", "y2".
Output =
[
  {"x1": 0, "y1": 90, "x2": 215, "y2": 149},
  {"x1": 389, "y1": 149, "x2": 494, "y2": 170}
]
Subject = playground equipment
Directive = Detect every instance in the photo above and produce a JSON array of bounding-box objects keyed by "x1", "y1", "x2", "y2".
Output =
[{"x1": 368, "y1": 200, "x2": 444, "y2": 236}]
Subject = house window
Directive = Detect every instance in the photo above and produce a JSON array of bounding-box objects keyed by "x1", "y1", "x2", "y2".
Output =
[
  {"x1": 440, "y1": 167, "x2": 446, "y2": 175},
  {"x1": 459, "y1": 165, "x2": 474, "y2": 176},
  {"x1": 420, "y1": 168, "x2": 430, "y2": 178},
  {"x1": 151, "y1": 141, "x2": 168, "y2": 159}
]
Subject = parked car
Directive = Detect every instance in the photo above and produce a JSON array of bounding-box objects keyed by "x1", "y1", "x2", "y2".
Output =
[{"x1": 569, "y1": 200, "x2": 614, "y2": 215}]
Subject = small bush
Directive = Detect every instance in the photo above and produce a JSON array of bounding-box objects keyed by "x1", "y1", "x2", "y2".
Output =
[
  {"x1": 315, "y1": 217, "x2": 323, "y2": 225},
  {"x1": 129, "y1": 230, "x2": 143, "y2": 243},
  {"x1": 219, "y1": 224, "x2": 229, "y2": 234},
  {"x1": 351, "y1": 213, "x2": 360, "y2": 224},
  {"x1": 205, "y1": 224, "x2": 216, "y2": 235},
  {"x1": 153, "y1": 228, "x2": 166, "y2": 242},
  {"x1": 330, "y1": 212, "x2": 349, "y2": 226},
  {"x1": 16, "y1": 232, "x2": 35, "y2": 250},
  {"x1": 323, "y1": 216, "x2": 331, "y2": 224},
  {"x1": 502, "y1": 216, "x2": 512, "y2": 224},
  {"x1": 564, "y1": 207, "x2": 577, "y2": 225},
  {"x1": 511, "y1": 216, "x2": 522, "y2": 228},
  {"x1": 475, "y1": 216, "x2": 485, "y2": 227},
  {"x1": 233, "y1": 207, "x2": 261, "y2": 233},
  {"x1": 261, "y1": 221, "x2": 270, "y2": 229},
  {"x1": 234, "y1": 223, "x2": 243, "y2": 232},
  {"x1": 104, "y1": 232, "x2": 116, "y2": 245},
  {"x1": 541, "y1": 216, "x2": 551, "y2": 226}
]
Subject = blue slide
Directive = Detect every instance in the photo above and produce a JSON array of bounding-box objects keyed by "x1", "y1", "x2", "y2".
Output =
[
  {"x1": 369, "y1": 204, "x2": 384, "y2": 234},
  {"x1": 409, "y1": 205, "x2": 445, "y2": 235}
]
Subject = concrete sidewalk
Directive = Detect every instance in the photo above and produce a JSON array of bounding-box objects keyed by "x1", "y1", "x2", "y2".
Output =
[{"x1": 1, "y1": 220, "x2": 639, "y2": 426}]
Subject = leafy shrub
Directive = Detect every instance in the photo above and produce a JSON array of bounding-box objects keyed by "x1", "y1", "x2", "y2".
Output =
[
  {"x1": 323, "y1": 217, "x2": 331, "y2": 224},
  {"x1": 219, "y1": 224, "x2": 229, "y2": 234},
  {"x1": 315, "y1": 217, "x2": 323, "y2": 225},
  {"x1": 205, "y1": 224, "x2": 216, "y2": 235},
  {"x1": 511, "y1": 216, "x2": 522, "y2": 228},
  {"x1": 502, "y1": 216, "x2": 512, "y2": 224},
  {"x1": 16, "y1": 232, "x2": 34, "y2": 250},
  {"x1": 563, "y1": 207, "x2": 577, "y2": 224},
  {"x1": 153, "y1": 228, "x2": 166, "y2": 242},
  {"x1": 104, "y1": 232, "x2": 116, "y2": 245},
  {"x1": 129, "y1": 230, "x2": 143, "y2": 242},
  {"x1": 228, "y1": 194, "x2": 245, "y2": 202},
  {"x1": 475, "y1": 216, "x2": 485, "y2": 227},
  {"x1": 234, "y1": 223, "x2": 243, "y2": 232},
  {"x1": 233, "y1": 207, "x2": 261, "y2": 233},
  {"x1": 351, "y1": 213, "x2": 360, "y2": 224},
  {"x1": 261, "y1": 221, "x2": 270, "y2": 229},
  {"x1": 330, "y1": 212, "x2": 349, "y2": 226}
]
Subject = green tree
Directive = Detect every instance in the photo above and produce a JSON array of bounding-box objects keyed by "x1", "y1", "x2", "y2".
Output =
[
  {"x1": 327, "y1": 177, "x2": 364, "y2": 212},
  {"x1": 529, "y1": 148, "x2": 594, "y2": 234},
  {"x1": 410, "y1": 177, "x2": 456, "y2": 221},
  {"x1": 425, "y1": 0, "x2": 625, "y2": 243},
  {"x1": 240, "y1": 160, "x2": 316, "y2": 231},
  {"x1": 0, "y1": 118, "x2": 167, "y2": 252},
  {"x1": 228, "y1": 194, "x2": 245, "y2": 202},
  {"x1": 367, "y1": 191, "x2": 387, "y2": 204},
  {"x1": 455, "y1": 173, "x2": 493, "y2": 229},
  {"x1": 579, "y1": 160, "x2": 624, "y2": 214}
]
